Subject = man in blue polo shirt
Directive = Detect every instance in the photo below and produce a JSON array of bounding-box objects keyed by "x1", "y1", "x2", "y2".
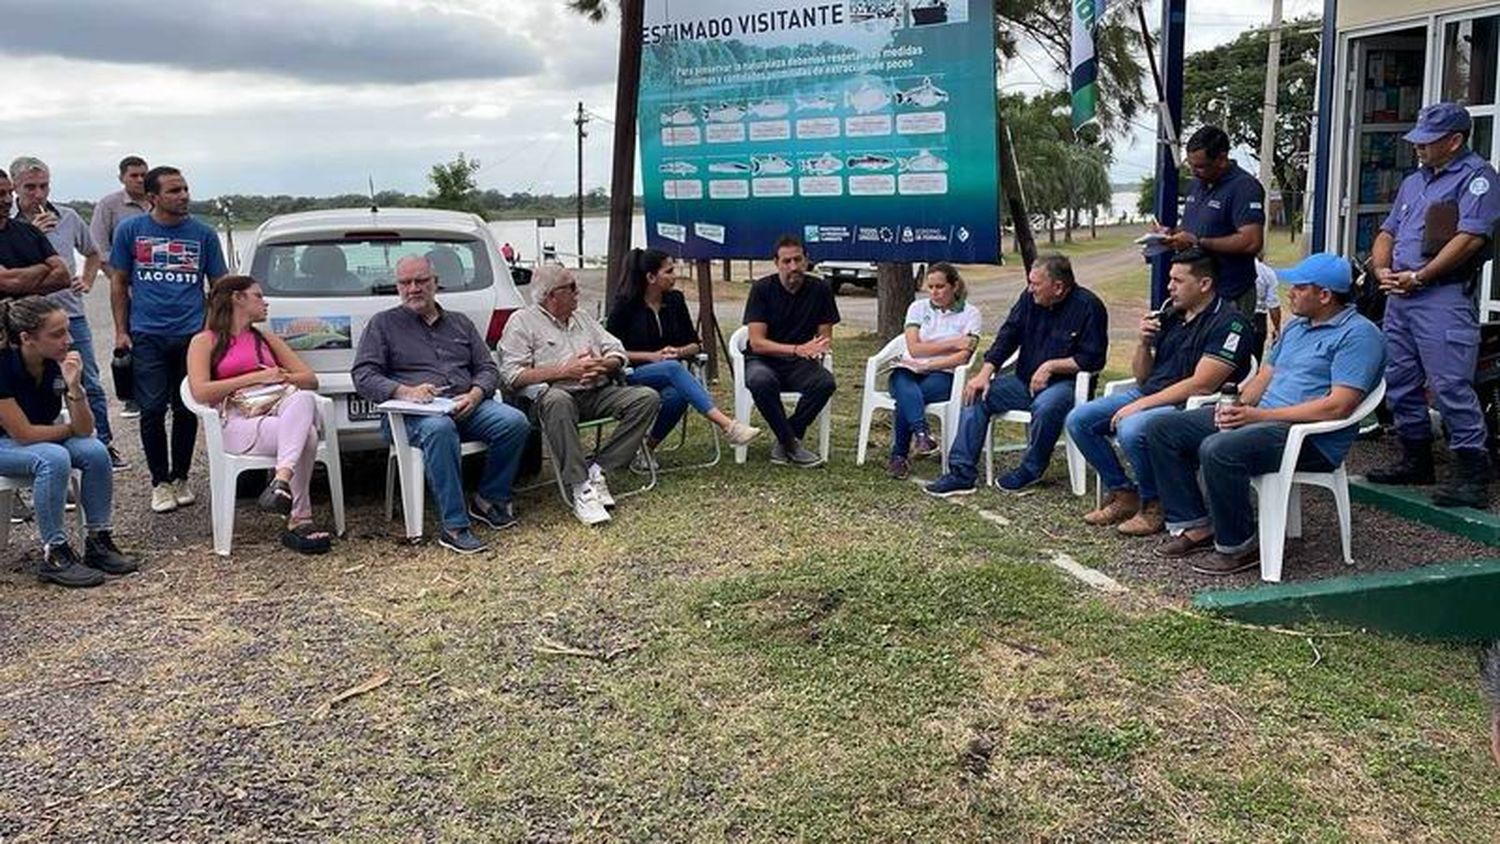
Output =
[
  {"x1": 1143, "y1": 253, "x2": 1386, "y2": 575},
  {"x1": 1366, "y1": 102, "x2": 1500, "y2": 509},
  {"x1": 109, "y1": 166, "x2": 228, "y2": 514},
  {"x1": 926, "y1": 254, "x2": 1108, "y2": 496},
  {"x1": 1160, "y1": 125, "x2": 1266, "y2": 319},
  {"x1": 1065, "y1": 248, "x2": 1251, "y2": 536}
]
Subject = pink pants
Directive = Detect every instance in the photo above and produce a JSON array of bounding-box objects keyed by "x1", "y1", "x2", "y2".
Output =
[{"x1": 221, "y1": 390, "x2": 320, "y2": 521}]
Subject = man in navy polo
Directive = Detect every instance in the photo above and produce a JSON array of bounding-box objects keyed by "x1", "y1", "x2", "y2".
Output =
[
  {"x1": 1143, "y1": 253, "x2": 1386, "y2": 576},
  {"x1": 1064, "y1": 248, "x2": 1251, "y2": 536},
  {"x1": 1366, "y1": 102, "x2": 1500, "y2": 509},
  {"x1": 1160, "y1": 126, "x2": 1266, "y2": 319},
  {"x1": 926, "y1": 254, "x2": 1108, "y2": 496}
]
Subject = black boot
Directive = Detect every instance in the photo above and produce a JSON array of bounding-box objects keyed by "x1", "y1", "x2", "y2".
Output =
[
  {"x1": 84, "y1": 531, "x2": 139, "y2": 575},
  {"x1": 1367, "y1": 437, "x2": 1436, "y2": 485},
  {"x1": 1432, "y1": 449, "x2": 1491, "y2": 509}
]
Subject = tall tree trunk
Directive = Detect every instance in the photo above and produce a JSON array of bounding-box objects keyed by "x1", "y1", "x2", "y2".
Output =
[
  {"x1": 603, "y1": 0, "x2": 644, "y2": 311},
  {"x1": 1064, "y1": 206, "x2": 1074, "y2": 244},
  {"x1": 1090, "y1": 209, "x2": 1097, "y2": 239},
  {"x1": 876, "y1": 262, "x2": 915, "y2": 340},
  {"x1": 1048, "y1": 216, "x2": 1057, "y2": 245},
  {"x1": 696, "y1": 259, "x2": 718, "y2": 382}
]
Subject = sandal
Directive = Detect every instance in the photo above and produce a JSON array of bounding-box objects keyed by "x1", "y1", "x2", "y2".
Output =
[
  {"x1": 258, "y1": 478, "x2": 294, "y2": 516},
  {"x1": 281, "y1": 522, "x2": 332, "y2": 555}
]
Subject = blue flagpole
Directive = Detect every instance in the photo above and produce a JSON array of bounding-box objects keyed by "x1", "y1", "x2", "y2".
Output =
[{"x1": 1151, "y1": 0, "x2": 1187, "y2": 309}]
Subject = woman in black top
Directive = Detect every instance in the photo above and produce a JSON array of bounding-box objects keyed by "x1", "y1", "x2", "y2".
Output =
[
  {"x1": 0, "y1": 296, "x2": 136, "y2": 588},
  {"x1": 606, "y1": 248, "x2": 760, "y2": 455}
]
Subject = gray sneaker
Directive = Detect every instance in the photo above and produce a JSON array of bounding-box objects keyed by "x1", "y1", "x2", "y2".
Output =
[{"x1": 786, "y1": 442, "x2": 823, "y2": 468}]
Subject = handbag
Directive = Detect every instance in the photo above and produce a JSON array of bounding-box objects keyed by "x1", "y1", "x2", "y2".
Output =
[{"x1": 226, "y1": 383, "x2": 297, "y2": 418}]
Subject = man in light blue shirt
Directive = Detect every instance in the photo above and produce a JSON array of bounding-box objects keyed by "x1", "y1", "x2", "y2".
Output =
[{"x1": 1143, "y1": 253, "x2": 1386, "y2": 576}]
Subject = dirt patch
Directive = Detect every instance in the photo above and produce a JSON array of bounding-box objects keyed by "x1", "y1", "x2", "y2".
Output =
[{"x1": 741, "y1": 588, "x2": 845, "y2": 644}]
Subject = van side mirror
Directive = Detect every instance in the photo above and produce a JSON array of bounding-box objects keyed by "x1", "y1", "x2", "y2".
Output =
[{"x1": 511, "y1": 266, "x2": 533, "y2": 286}]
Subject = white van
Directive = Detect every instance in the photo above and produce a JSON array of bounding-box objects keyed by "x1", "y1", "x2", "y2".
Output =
[{"x1": 238, "y1": 207, "x2": 531, "y2": 450}]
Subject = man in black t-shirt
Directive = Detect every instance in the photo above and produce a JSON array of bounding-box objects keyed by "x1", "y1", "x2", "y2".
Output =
[
  {"x1": 1064, "y1": 248, "x2": 1251, "y2": 535},
  {"x1": 740, "y1": 234, "x2": 840, "y2": 467},
  {"x1": 0, "y1": 169, "x2": 69, "y2": 297}
]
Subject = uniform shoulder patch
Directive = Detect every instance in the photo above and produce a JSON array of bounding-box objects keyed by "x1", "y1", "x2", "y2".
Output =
[{"x1": 1471, "y1": 176, "x2": 1491, "y2": 197}]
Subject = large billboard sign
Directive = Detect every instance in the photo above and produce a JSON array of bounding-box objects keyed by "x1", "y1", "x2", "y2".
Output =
[{"x1": 638, "y1": 1, "x2": 1000, "y2": 262}]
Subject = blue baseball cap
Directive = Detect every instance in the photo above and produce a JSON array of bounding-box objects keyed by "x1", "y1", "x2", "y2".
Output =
[
  {"x1": 1404, "y1": 102, "x2": 1472, "y2": 144},
  {"x1": 1276, "y1": 252, "x2": 1353, "y2": 293}
]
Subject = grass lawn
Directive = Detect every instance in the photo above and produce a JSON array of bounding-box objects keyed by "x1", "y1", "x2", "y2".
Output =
[{"x1": 2, "y1": 333, "x2": 1497, "y2": 841}]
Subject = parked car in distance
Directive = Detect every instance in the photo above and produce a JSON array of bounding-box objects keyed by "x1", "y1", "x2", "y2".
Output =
[
  {"x1": 813, "y1": 260, "x2": 878, "y2": 295},
  {"x1": 238, "y1": 207, "x2": 531, "y2": 451}
]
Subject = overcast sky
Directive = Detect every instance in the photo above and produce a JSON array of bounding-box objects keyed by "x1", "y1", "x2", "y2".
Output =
[{"x1": 2, "y1": 0, "x2": 1324, "y2": 204}]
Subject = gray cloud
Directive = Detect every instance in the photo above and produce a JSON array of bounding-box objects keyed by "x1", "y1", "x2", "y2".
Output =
[{"x1": 5, "y1": 0, "x2": 540, "y2": 84}]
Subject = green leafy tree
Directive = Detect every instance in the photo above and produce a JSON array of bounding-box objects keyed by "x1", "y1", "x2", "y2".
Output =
[
  {"x1": 1184, "y1": 16, "x2": 1320, "y2": 219},
  {"x1": 428, "y1": 153, "x2": 484, "y2": 214},
  {"x1": 1136, "y1": 171, "x2": 1191, "y2": 219},
  {"x1": 1003, "y1": 92, "x2": 1114, "y2": 243}
]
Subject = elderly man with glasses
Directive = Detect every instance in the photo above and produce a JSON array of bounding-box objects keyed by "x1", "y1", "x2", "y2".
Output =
[
  {"x1": 352, "y1": 254, "x2": 530, "y2": 554},
  {"x1": 497, "y1": 265, "x2": 660, "y2": 526}
]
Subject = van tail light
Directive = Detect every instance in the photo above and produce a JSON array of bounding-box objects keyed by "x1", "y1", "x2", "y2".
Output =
[{"x1": 485, "y1": 308, "x2": 516, "y2": 347}]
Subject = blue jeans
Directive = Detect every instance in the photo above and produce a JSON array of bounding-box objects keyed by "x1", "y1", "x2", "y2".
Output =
[
  {"x1": 69, "y1": 316, "x2": 112, "y2": 446},
  {"x1": 1144, "y1": 406, "x2": 1335, "y2": 552},
  {"x1": 383, "y1": 398, "x2": 530, "y2": 532},
  {"x1": 888, "y1": 369, "x2": 953, "y2": 458},
  {"x1": 131, "y1": 332, "x2": 197, "y2": 485},
  {"x1": 626, "y1": 360, "x2": 716, "y2": 443},
  {"x1": 0, "y1": 436, "x2": 113, "y2": 548},
  {"x1": 946, "y1": 374, "x2": 1076, "y2": 484},
  {"x1": 1063, "y1": 387, "x2": 1176, "y2": 501}
]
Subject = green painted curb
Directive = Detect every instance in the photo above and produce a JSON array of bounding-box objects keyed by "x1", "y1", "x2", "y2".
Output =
[
  {"x1": 1193, "y1": 558, "x2": 1500, "y2": 641},
  {"x1": 1349, "y1": 478, "x2": 1500, "y2": 546}
]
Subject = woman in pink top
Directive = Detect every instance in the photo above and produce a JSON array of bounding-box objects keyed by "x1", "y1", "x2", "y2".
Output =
[{"x1": 186, "y1": 275, "x2": 330, "y2": 554}]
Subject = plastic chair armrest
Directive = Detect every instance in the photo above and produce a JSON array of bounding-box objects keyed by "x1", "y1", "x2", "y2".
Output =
[{"x1": 1102, "y1": 377, "x2": 1137, "y2": 397}]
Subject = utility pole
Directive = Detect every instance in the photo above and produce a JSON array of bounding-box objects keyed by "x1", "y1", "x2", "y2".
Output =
[
  {"x1": 1258, "y1": 0, "x2": 1284, "y2": 221},
  {"x1": 575, "y1": 101, "x2": 589, "y2": 270}
]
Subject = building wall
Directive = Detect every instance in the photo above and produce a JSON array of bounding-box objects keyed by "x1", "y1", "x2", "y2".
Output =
[{"x1": 1339, "y1": 0, "x2": 1500, "y2": 30}]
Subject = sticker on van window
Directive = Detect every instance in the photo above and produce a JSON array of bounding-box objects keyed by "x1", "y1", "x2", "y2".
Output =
[{"x1": 271, "y1": 316, "x2": 352, "y2": 351}]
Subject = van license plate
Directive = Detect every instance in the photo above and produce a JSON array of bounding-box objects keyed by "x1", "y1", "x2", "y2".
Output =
[{"x1": 346, "y1": 395, "x2": 379, "y2": 421}]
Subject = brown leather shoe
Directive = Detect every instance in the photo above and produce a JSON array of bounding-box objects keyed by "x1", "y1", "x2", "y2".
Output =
[
  {"x1": 1192, "y1": 546, "x2": 1260, "y2": 576},
  {"x1": 1083, "y1": 489, "x2": 1140, "y2": 526},
  {"x1": 1155, "y1": 531, "x2": 1213, "y2": 558},
  {"x1": 1117, "y1": 500, "x2": 1164, "y2": 536}
]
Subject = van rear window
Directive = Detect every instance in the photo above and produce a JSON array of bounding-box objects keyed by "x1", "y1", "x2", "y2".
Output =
[{"x1": 250, "y1": 238, "x2": 493, "y2": 297}]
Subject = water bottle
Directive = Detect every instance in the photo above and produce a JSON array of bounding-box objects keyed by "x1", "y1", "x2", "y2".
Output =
[{"x1": 111, "y1": 347, "x2": 135, "y2": 402}]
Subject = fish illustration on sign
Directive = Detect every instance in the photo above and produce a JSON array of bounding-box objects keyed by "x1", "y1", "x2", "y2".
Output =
[
  {"x1": 751, "y1": 155, "x2": 794, "y2": 176},
  {"x1": 748, "y1": 99, "x2": 790, "y2": 119},
  {"x1": 659, "y1": 161, "x2": 699, "y2": 176},
  {"x1": 800, "y1": 153, "x2": 844, "y2": 175},
  {"x1": 900, "y1": 149, "x2": 948, "y2": 172},
  {"x1": 701, "y1": 102, "x2": 748, "y2": 123},
  {"x1": 845, "y1": 80, "x2": 891, "y2": 114},
  {"x1": 846, "y1": 154, "x2": 897, "y2": 172},
  {"x1": 894, "y1": 77, "x2": 950, "y2": 108},
  {"x1": 659, "y1": 106, "x2": 696, "y2": 126},
  {"x1": 707, "y1": 161, "x2": 753, "y2": 175},
  {"x1": 795, "y1": 94, "x2": 838, "y2": 112}
]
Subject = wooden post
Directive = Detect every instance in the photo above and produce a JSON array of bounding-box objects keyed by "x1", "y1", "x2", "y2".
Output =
[
  {"x1": 696, "y1": 259, "x2": 718, "y2": 381},
  {"x1": 721, "y1": 259, "x2": 731, "y2": 282},
  {"x1": 603, "y1": 0, "x2": 645, "y2": 307}
]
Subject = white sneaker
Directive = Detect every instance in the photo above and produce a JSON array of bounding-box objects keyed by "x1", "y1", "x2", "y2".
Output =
[
  {"x1": 588, "y1": 463, "x2": 615, "y2": 508},
  {"x1": 572, "y1": 481, "x2": 611, "y2": 525},
  {"x1": 172, "y1": 479, "x2": 196, "y2": 506},
  {"x1": 151, "y1": 483, "x2": 178, "y2": 513},
  {"x1": 723, "y1": 421, "x2": 762, "y2": 446}
]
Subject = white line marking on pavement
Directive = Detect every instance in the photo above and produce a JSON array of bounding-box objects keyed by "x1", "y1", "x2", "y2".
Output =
[{"x1": 910, "y1": 476, "x2": 1126, "y2": 593}]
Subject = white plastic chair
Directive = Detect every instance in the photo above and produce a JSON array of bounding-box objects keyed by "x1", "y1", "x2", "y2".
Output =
[
  {"x1": 628, "y1": 353, "x2": 720, "y2": 472},
  {"x1": 855, "y1": 335, "x2": 971, "y2": 471},
  {"x1": 180, "y1": 380, "x2": 346, "y2": 556},
  {"x1": 1245, "y1": 379, "x2": 1387, "y2": 583},
  {"x1": 729, "y1": 325, "x2": 833, "y2": 464},
  {"x1": 982, "y1": 351, "x2": 1092, "y2": 496},
  {"x1": 383, "y1": 411, "x2": 490, "y2": 541}
]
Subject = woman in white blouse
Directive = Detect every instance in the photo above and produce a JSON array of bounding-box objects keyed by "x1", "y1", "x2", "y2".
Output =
[{"x1": 886, "y1": 263, "x2": 982, "y2": 478}]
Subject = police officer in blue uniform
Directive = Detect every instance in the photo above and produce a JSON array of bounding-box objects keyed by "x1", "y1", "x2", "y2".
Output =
[
  {"x1": 1160, "y1": 126, "x2": 1267, "y2": 320},
  {"x1": 1368, "y1": 102, "x2": 1500, "y2": 508}
]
